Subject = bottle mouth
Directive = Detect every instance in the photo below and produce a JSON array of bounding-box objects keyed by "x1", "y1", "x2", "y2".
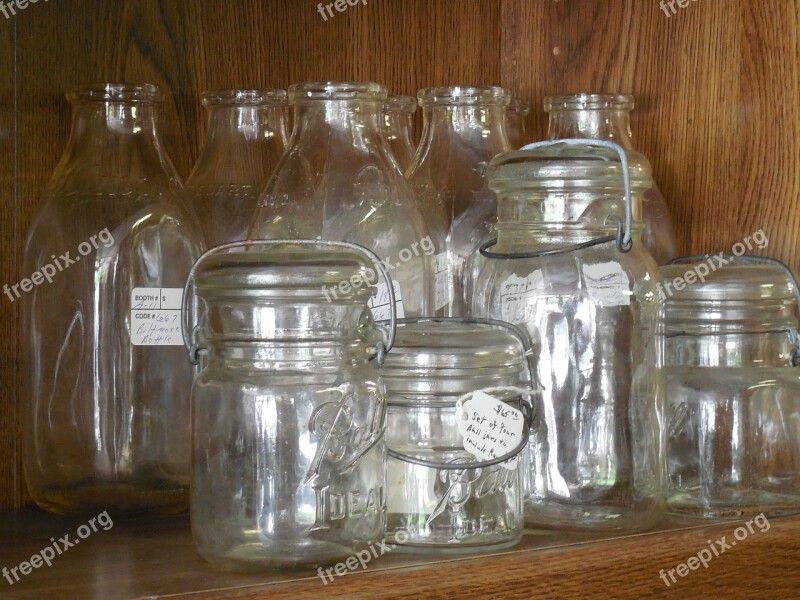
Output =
[
  {"x1": 202, "y1": 89, "x2": 288, "y2": 107},
  {"x1": 544, "y1": 93, "x2": 634, "y2": 112},
  {"x1": 66, "y1": 83, "x2": 163, "y2": 103},
  {"x1": 418, "y1": 86, "x2": 510, "y2": 107},
  {"x1": 383, "y1": 95, "x2": 417, "y2": 113},
  {"x1": 289, "y1": 82, "x2": 387, "y2": 102}
]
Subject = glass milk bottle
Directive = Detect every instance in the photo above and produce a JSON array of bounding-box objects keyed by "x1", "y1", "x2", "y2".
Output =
[
  {"x1": 21, "y1": 83, "x2": 203, "y2": 516},
  {"x1": 249, "y1": 82, "x2": 432, "y2": 319},
  {"x1": 545, "y1": 93, "x2": 677, "y2": 264},
  {"x1": 186, "y1": 89, "x2": 288, "y2": 247},
  {"x1": 471, "y1": 140, "x2": 664, "y2": 532},
  {"x1": 409, "y1": 86, "x2": 512, "y2": 317}
]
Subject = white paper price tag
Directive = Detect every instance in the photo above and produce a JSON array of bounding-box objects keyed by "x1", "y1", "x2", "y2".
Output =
[
  {"x1": 368, "y1": 280, "x2": 405, "y2": 321},
  {"x1": 456, "y1": 391, "x2": 524, "y2": 470},
  {"x1": 581, "y1": 262, "x2": 631, "y2": 306},
  {"x1": 130, "y1": 287, "x2": 184, "y2": 346}
]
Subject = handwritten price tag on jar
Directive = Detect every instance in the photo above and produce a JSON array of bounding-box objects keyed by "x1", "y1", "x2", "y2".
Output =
[{"x1": 456, "y1": 391, "x2": 524, "y2": 470}]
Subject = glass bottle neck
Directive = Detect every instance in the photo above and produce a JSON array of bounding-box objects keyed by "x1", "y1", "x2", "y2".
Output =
[
  {"x1": 291, "y1": 99, "x2": 385, "y2": 144},
  {"x1": 547, "y1": 108, "x2": 634, "y2": 149},
  {"x1": 60, "y1": 101, "x2": 175, "y2": 179},
  {"x1": 419, "y1": 104, "x2": 510, "y2": 155},
  {"x1": 203, "y1": 104, "x2": 288, "y2": 148}
]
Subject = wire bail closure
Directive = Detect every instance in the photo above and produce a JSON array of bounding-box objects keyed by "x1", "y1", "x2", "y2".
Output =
[
  {"x1": 668, "y1": 254, "x2": 800, "y2": 367},
  {"x1": 181, "y1": 239, "x2": 397, "y2": 366},
  {"x1": 480, "y1": 138, "x2": 634, "y2": 259},
  {"x1": 383, "y1": 317, "x2": 539, "y2": 470}
]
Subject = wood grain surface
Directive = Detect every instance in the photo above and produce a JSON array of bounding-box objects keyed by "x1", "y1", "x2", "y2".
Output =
[{"x1": 0, "y1": 510, "x2": 798, "y2": 599}]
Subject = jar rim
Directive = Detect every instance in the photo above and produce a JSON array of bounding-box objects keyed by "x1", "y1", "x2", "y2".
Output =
[
  {"x1": 66, "y1": 83, "x2": 163, "y2": 103},
  {"x1": 544, "y1": 93, "x2": 634, "y2": 112},
  {"x1": 384, "y1": 94, "x2": 417, "y2": 113},
  {"x1": 418, "y1": 86, "x2": 511, "y2": 107},
  {"x1": 289, "y1": 81, "x2": 387, "y2": 101},
  {"x1": 202, "y1": 89, "x2": 288, "y2": 107}
]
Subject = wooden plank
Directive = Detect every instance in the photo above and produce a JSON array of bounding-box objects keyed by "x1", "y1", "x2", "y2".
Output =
[
  {"x1": 0, "y1": 511, "x2": 797, "y2": 598},
  {"x1": 502, "y1": 0, "x2": 800, "y2": 268}
]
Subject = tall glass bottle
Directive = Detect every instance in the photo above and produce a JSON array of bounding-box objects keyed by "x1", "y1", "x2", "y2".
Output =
[
  {"x1": 21, "y1": 83, "x2": 204, "y2": 516},
  {"x1": 383, "y1": 94, "x2": 417, "y2": 174},
  {"x1": 249, "y1": 82, "x2": 431, "y2": 318},
  {"x1": 505, "y1": 97, "x2": 530, "y2": 149},
  {"x1": 409, "y1": 86, "x2": 511, "y2": 317},
  {"x1": 545, "y1": 93, "x2": 677, "y2": 264},
  {"x1": 186, "y1": 89, "x2": 288, "y2": 247}
]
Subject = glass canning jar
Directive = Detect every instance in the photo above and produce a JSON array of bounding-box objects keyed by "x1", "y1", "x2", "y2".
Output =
[
  {"x1": 662, "y1": 257, "x2": 800, "y2": 519},
  {"x1": 21, "y1": 83, "x2": 203, "y2": 517},
  {"x1": 249, "y1": 82, "x2": 431, "y2": 319},
  {"x1": 186, "y1": 89, "x2": 289, "y2": 247},
  {"x1": 545, "y1": 93, "x2": 677, "y2": 264},
  {"x1": 380, "y1": 319, "x2": 534, "y2": 552},
  {"x1": 505, "y1": 97, "x2": 531, "y2": 149},
  {"x1": 409, "y1": 86, "x2": 512, "y2": 317},
  {"x1": 186, "y1": 240, "x2": 395, "y2": 571},
  {"x1": 383, "y1": 94, "x2": 417, "y2": 175},
  {"x1": 470, "y1": 140, "x2": 664, "y2": 532}
]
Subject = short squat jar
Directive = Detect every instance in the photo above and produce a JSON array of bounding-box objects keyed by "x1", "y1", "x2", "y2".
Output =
[
  {"x1": 187, "y1": 240, "x2": 392, "y2": 570},
  {"x1": 663, "y1": 260, "x2": 800, "y2": 519},
  {"x1": 381, "y1": 319, "x2": 532, "y2": 552}
]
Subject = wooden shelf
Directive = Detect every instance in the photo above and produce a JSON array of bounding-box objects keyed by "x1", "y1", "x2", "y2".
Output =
[{"x1": 1, "y1": 509, "x2": 798, "y2": 598}]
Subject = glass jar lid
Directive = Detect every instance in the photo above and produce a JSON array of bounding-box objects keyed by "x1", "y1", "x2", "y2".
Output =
[
  {"x1": 193, "y1": 243, "x2": 377, "y2": 304},
  {"x1": 486, "y1": 141, "x2": 651, "y2": 193},
  {"x1": 380, "y1": 320, "x2": 529, "y2": 401},
  {"x1": 660, "y1": 262, "x2": 799, "y2": 333}
]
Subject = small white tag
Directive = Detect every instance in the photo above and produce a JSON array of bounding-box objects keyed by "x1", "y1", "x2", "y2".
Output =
[
  {"x1": 456, "y1": 391, "x2": 524, "y2": 470},
  {"x1": 369, "y1": 280, "x2": 405, "y2": 321},
  {"x1": 499, "y1": 270, "x2": 545, "y2": 325},
  {"x1": 130, "y1": 287, "x2": 184, "y2": 346},
  {"x1": 582, "y1": 262, "x2": 631, "y2": 307},
  {"x1": 433, "y1": 251, "x2": 450, "y2": 311}
]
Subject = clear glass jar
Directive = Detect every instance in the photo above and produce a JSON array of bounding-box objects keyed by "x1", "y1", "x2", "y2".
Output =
[
  {"x1": 662, "y1": 259, "x2": 800, "y2": 519},
  {"x1": 186, "y1": 89, "x2": 288, "y2": 247},
  {"x1": 409, "y1": 86, "x2": 512, "y2": 317},
  {"x1": 21, "y1": 83, "x2": 204, "y2": 516},
  {"x1": 505, "y1": 97, "x2": 530, "y2": 149},
  {"x1": 383, "y1": 94, "x2": 417, "y2": 175},
  {"x1": 381, "y1": 319, "x2": 532, "y2": 552},
  {"x1": 470, "y1": 140, "x2": 664, "y2": 532},
  {"x1": 249, "y1": 82, "x2": 431, "y2": 319},
  {"x1": 545, "y1": 93, "x2": 677, "y2": 264},
  {"x1": 188, "y1": 240, "x2": 393, "y2": 570}
]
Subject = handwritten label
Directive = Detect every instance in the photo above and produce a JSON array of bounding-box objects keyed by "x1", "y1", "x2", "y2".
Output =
[
  {"x1": 456, "y1": 391, "x2": 524, "y2": 470},
  {"x1": 433, "y1": 251, "x2": 450, "y2": 311},
  {"x1": 368, "y1": 280, "x2": 405, "y2": 321},
  {"x1": 130, "y1": 287, "x2": 183, "y2": 346},
  {"x1": 581, "y1": 262, "x2": 631, "y2": 306},
  {"x1": 499, "y1": 270, "x2": 545, "y2": 325}
]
